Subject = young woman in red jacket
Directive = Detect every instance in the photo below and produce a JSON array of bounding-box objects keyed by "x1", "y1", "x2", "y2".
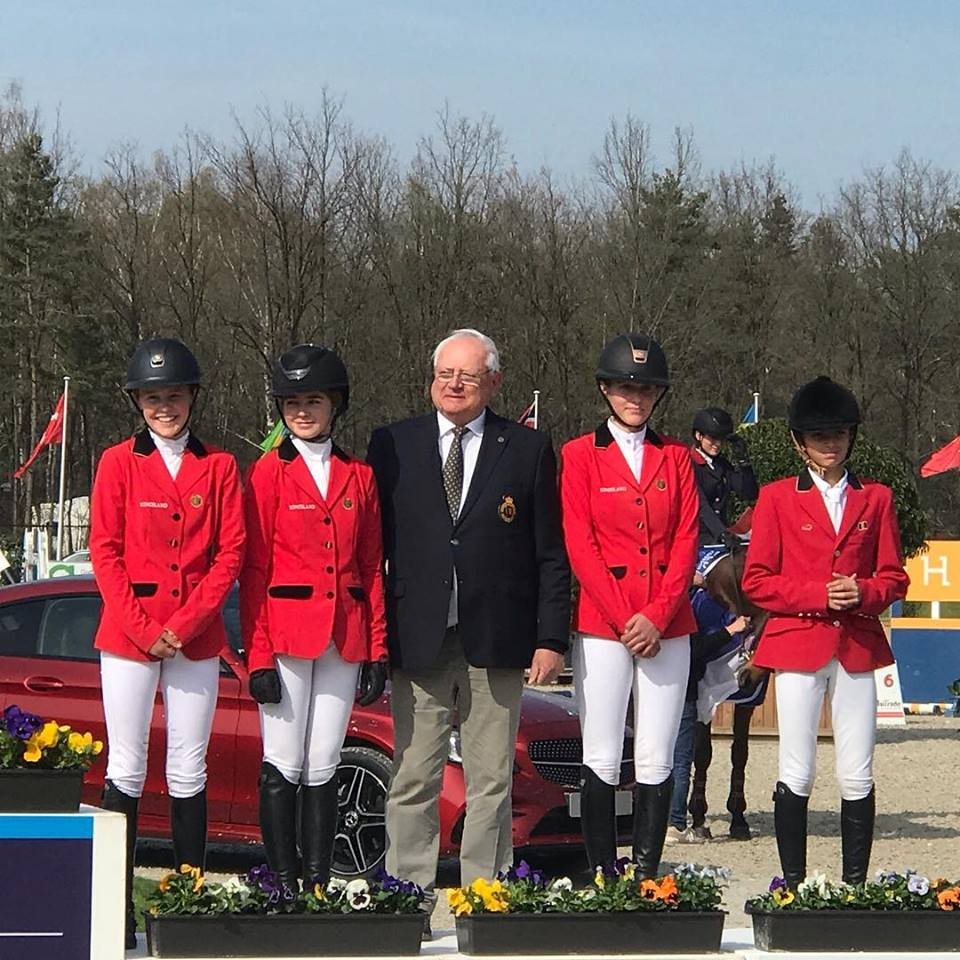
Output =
[
  {"x1": 90, "y1": 338, "x2": 245, "y2": 948},
  {"x1": 241, "y1": 344, "x2": 388, "y2": 894},
  {"x1": 560, "y1": 333, "x2": 699, "y2": 878},
  {"x1": 743, "y1": 377, "x2": 909, "y2": 889}
]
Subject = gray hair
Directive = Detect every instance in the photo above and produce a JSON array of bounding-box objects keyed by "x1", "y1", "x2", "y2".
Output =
[{"x1": 431, "y1": 328, "x2": 501, "y2": 373}]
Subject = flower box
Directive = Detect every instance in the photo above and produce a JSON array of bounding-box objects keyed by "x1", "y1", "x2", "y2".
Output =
[
  {"x1": 747, "y1": 905, "x2": 960, "y2": 952},
  {"x1": 145, "y1": 912, "x2": 425, "y2": 957},
  {"x1": 0, "y1": 767, "x2": 84, "y2": 812},
  {"x1": 455, "y1": 911, "x2": 726, "y2": 956}
]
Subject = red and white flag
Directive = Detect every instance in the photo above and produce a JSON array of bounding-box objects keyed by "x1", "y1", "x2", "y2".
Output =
[
  {"x1": 517, "y1": 392, "x2": 539, "y2": 430},
  {"x1": 14, "y1": 394, "x2": 65, "y2": 479}
]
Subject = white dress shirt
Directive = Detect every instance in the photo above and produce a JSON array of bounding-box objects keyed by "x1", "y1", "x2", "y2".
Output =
[
  {"x1": 292, "y1": 436, "x2": 332, "y2": 499},
  {"x1": 808, "y1": 467, "x2": 848, "y2": 534},
  {"x1": 150, "y1": 430, "x2": 189, "y2": 480},
  {"x1": 438, "y1": 410, "x2": 486, "y2": 626},
  {"x1": 607, "y1": 418, "x2": 646, "y2": 482}
]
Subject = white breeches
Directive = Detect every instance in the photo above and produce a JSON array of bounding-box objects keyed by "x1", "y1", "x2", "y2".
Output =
[
  {"x1": 260, "y1": 646, "x2": 360, "y2": 787},
  {"x1": 100, "y1": 651, "x2": 219, "y2": 799},
  {"x1": 776, "y1": 659, "x2": 877, "y2": 800},
  {"x1": 574, "y1": 634, "x2": 690, "y2": 786}
]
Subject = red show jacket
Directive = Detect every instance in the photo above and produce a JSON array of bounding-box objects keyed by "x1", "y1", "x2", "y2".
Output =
[
  {"x1": 743, "y1": 471, "x2": 910, "y2": 673},
  {"x1": 90, "y1": 430, "x2": 245, "y2": 661},
  {"x1": 240, "y1": 437, "x2": 387, "y2": 674},
  {"x1": 560, "y1": 423, "x2": 699, "y2": 641}
]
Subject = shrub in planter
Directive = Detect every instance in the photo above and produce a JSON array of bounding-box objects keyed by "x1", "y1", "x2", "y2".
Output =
[
  {"x1": 447, "y1": 859, "x2": 727, "y2": 955},
  {"x1": 746, "y1": 870, "x2": 960, "y2": 952},
  {"x1": 0, "y1": 704, "x2": 103, "y2": 812},
  {"x1": 145, "y1": 865, "x2": 427, "y2": 957}
]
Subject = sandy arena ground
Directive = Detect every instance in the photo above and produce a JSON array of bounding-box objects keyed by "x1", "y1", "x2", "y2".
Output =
[{"x1": 138, "y1": 715, "x2": 960, "y2": 930}]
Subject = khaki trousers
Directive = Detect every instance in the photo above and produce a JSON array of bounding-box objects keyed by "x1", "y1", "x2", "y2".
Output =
[{"x1": 385, "y1": 630, "x2": 523, "y2": 892}]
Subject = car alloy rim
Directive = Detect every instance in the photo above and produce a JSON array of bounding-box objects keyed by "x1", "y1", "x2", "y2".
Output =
[{"x1": 333, "y1": 763, "x2": 387, "y2": 876}]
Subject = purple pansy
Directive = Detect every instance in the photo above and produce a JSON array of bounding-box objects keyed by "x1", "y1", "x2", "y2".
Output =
[
  {"x1": 769, "y1": 876, "x2": 787, "y2": 892},
  {"x1": 3, "y1": 705, "x2": 43, "y2": 740}
]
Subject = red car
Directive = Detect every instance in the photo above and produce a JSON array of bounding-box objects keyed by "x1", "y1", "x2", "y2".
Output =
[{"x1": 0, "y1": 577, "x2": 634, "y2": 875}]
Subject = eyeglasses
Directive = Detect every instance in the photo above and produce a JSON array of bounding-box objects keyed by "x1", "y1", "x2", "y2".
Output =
[{"x1": 434, "y1": 368, "x2": 489, "y2": 388}]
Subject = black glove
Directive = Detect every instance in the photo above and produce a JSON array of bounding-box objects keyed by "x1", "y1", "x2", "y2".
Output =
[
  {"x1": 249, "y1": 668, "x2": 282, "y2": 704},
  {"x1": 721, "y1": 531, "x2": 742, "y2": 552},
  {"x1": 356, "y1": 660, "x2": 388, "y2": 706}
]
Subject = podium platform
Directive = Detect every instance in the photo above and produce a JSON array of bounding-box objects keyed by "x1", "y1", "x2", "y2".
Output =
[{"x1": 0, "y1": 804, "x2": 126, "y2": 960}]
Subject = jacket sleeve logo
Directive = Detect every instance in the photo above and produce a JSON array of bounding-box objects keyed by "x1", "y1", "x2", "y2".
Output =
[{"x1": 498, "y1": 495, "x2": 517, "y2": 523}]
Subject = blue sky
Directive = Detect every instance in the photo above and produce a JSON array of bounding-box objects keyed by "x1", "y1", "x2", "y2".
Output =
[{"x1": 3, "y1": 1, "x2": 958, "y2": 208}]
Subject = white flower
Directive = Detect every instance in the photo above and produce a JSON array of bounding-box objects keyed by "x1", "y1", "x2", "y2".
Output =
[
  {"x1": 797, "y1": 872, "x2": 829, "y2": 897},
  {"x1": 221, "y1": 876, "x2": 246, "y2": 893},
  {"x1": 579, "y1": 887, "x2": 597, "y2": 901},
  {"x1": 549, "y1": 877, "x2": 573, "y2": 892},
  {"x1": 326, "y1": 877, "x2": 347, "y2": 896},
  {"x1": 345, "y1": 878, "x2": 371, "y2": 910}
]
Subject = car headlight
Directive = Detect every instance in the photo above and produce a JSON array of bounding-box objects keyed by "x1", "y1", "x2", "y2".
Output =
[{"x1": 448, "y1": 728, "x2": 463, "y2": 764}]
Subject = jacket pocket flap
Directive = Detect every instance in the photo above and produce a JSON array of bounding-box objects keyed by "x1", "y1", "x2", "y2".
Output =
[
  {"x1": 132, "y1": 582, "x2": 158, "y2": 598},
  {"x1": 346, "y1": 585, "x2": 366, "y2": 601},
  {"x1": 608, "y1": 566, "x2": 627, "y2": 580},
  {"x1": 268, "y1": 585, "x2": 314, "y2": 600}
]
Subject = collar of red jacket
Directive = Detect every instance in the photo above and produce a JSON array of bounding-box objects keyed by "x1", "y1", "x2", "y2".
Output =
[
  {"x1": 593, "y1": 421, "x2": 663, "y2": 449},
  {"x1": 796, "y1": 468, "x2": 862, "y2": 491},
  {"x1": 133, "y1": 428, "x2": 207, "y2": 458},
  {"x1": 277, "y1": 435, "x2": 351, "y2": 464}
]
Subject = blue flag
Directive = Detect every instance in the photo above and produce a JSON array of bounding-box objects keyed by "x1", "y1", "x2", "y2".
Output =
[{"x1": 741, "y1": 399, "x2": 758, "y2": 425}]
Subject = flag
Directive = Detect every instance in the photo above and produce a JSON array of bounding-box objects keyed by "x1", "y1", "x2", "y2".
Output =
[
  {"x1": 14, "y1": 394, "x2": 65, "y2": 479},
  {"x1": 920, "y1": 434, "x2": 960, "y2": 477},
  {"x1": 741, "y1": 397, "x2": 758, "y2": 426},
  {"x1": 259, "y1": 420, "x2": 287, "y2": 454},
  {"x1": 517, "y1": 392, "x2": 539, "y2": 430}
]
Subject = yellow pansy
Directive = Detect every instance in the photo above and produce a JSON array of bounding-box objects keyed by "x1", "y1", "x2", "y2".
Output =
[
  {"x1": 772, "y1": 888, "x2": 795, "y2": 906},
  {"x1": 92, "y1": 740, "x2": 104, "y2": 755},
  {"x1": 158, "y1": 872, "x2": 176, "y2": 893},
  {"x1": 58, "y1": 725, "x2": 71, "y2": 733},
  {"x1": 623, "y1": 863, "x2": 636, "y2": 881},
  {"x1": 313, "y1": 883, "x2": 326, "y2": 900},
  {"x1": 37, "y1": 721, "x2": 59, "y2": 749},
  {"x1": 447, "y1": 888, "x2": 473, "y2": 917},
  {"x1": 22, "y1": 734, "x2": 42, "y2": 762},
  {"x1": 179, "y1": 864, "x2": 204, "y2": 892}
]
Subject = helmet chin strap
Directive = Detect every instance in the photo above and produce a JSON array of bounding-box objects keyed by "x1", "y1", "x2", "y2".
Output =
[{"x1": 791, "y1": 431, "x2": 855, "y2": 477}]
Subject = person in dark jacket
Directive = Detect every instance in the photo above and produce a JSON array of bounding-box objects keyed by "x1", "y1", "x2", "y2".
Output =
[{"x1": 690, "y1": 407, "x2": 758, "y2": 550}]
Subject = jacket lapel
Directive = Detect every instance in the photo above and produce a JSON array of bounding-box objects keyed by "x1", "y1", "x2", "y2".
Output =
[
  {"x1": 835, "y1": 474, "x2": 867, "y2": 544},
  {"x1": 457, "y1": 410, "x2": 510, "y2": 526},
  {"x1": 593, "y1": 421, "x2": 642, "y2": 492},
  {"x1": 132, "y1": 430, "x2": 181, "y2": 506},
  {"x1": 795, "y1": 470, "x2": 837, "y2": 539},
  {"x1": 638, "y1": 428, "x2": 666, "y2": 493},
  {"x1": 173, "y1": 433, "x2": 211, "y2": 501},
  {"x1": 326, "y1": 446, "x2": 353, "y2": 508}
]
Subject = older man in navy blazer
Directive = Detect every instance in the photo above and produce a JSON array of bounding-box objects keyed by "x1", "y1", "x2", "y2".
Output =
[{"x1": 366, "y1": 328, "x2": 570, "y2": 899}]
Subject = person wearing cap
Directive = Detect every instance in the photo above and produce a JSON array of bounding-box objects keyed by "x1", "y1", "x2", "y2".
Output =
[
  {"x1": 690, "y1": 407, "x2": 758, "y2": 551},
  {"x1": 366, "y1": 329, "x2": 570, "y2": 910},
  {"x1": 89, "y1": 338, "x2": 245, "y2": 948},
  {"x1": 559, "y1": 333, "x2": 699, "y2": 878},
  {"x1": 743, "y1": 376, "x2": 909, "y2": 889},
  {"x1": 240, "y1": 344, "x2": 388, "y2": 895}
]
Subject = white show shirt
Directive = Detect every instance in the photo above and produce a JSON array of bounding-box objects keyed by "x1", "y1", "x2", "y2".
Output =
[
  {"x1": 150, "y1": 430, "x2": 189, "y2": 480},
  {"x1": 438, "y1": 410, "x2": 485, "y2": 626},
  {"x1": 292, "y1": 436, "x2": 332, "y2": 499},
  {"x1": 808, "y1": 467, "x2": 849, "y2": 534},
  {"x1": 607, "y1": 418, "x2": 646, "y2": 482}
]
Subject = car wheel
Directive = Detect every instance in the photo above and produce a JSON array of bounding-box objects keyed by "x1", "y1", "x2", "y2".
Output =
[{"x1": 332, "y1": 746, "x2": 391, "y2": 878}]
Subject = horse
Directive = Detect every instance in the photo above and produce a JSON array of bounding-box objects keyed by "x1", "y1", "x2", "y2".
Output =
[{"x1": 687, "y1": 546, "x2": 771, "y2": 841}]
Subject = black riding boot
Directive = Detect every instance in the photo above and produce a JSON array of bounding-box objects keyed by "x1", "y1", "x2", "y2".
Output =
[
  {"x1": 632, "y1": 774, "x2": 674, "y2": 879},
  {"x1": 300, "y1": 778, "x2": 340, "y2": 888},
  {"x1": 102, "y1": 780, "x2": 139, "y2": 950},
  {"x1": 171, "y1": 789, "x2": 207, "y2": 871},
  {"x1": 841, "y1": 787, "x2": 876, "y2": 885},
  {"x1": 773, "y1": 781, "x2": 809, "y2": 890},
  {"x1": 579, "y1": 765, "x2": 617, "y2": 873},
  {"x1": 259, "y1": 762, "x2": 301, "y2": 893}
]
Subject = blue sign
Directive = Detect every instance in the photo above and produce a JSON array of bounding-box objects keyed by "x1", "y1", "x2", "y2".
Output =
[{"x1": 0, "y1": 816, "x2": 93, "y2": 960}]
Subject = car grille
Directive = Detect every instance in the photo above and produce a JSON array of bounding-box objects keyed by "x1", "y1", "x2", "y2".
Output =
[{"x1": 527, "y1": 738, "x2": 634, "y2": 786}]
